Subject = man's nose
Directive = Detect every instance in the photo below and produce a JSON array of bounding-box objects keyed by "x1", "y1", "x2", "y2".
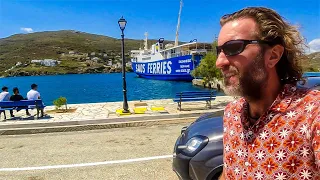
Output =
[{"x1": 216, "y1": 52, "x2": 230, "y2": 69}]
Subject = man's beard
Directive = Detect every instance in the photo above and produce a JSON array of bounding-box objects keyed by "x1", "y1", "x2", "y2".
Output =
[{"x1": 222, "y1": 52, "x2": 268, "y2": 101}]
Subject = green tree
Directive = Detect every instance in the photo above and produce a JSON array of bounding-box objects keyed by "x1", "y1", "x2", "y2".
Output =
[{"x1": 191, "y1": 49, "x2": 222, "y2": 85}]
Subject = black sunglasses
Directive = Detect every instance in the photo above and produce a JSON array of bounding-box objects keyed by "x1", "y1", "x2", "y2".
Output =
[{"x1": 216, "y1": 39, "x2": 274, "y2": 56}]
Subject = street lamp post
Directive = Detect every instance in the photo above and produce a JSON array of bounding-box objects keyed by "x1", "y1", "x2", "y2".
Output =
[{"x1": 118, "y1": 16, "x2": 129, "y2": 113}]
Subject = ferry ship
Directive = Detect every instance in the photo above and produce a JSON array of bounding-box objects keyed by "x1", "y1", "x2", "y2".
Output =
[{"x1": 130, "y1": 0, "x2": 208, "y2": 81}]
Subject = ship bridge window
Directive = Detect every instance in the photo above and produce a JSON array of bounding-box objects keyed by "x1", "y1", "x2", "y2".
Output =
[{"x1": 142, "y1": 57, "x2": 151, "y2": 61}]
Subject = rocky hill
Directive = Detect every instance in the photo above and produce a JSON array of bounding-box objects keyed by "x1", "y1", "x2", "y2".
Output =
[
  {"x1": 304, "y1": 52, "x2": 320, "y2": 72},
  {"x1": 0, "y1": 30, "x2": 168, "y2": 76}
]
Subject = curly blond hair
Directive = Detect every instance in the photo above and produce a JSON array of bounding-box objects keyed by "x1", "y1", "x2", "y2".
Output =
[{"x1": 220, "y1": 7, "x2": 306, "y2": 85}]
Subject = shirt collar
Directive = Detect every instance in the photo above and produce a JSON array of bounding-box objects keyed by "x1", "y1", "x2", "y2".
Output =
[
  {"x1": 239, "y1": 84, "x2": 298, "y2": 131},
  {"x1": 235, "y1": 84, "x2": 296, "y2": 114}
]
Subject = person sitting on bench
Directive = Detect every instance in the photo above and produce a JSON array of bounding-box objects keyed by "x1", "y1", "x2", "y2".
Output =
[
  {"x1": 0, "y1": 86, "x2": 10, "y2": 101},
  {"x1": 27, "y1": 84, "x2": 44, "y2": 117},
  {"x1": 10, "y1": 87, "x2": 31, "y2": 117},
  {"x1": 0, "y1": 86, "x2": 12, "y2": 118}
]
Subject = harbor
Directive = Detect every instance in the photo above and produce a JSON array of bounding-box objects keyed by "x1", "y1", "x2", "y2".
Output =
[{"x1": 0, "y1": 96, "x2": 234, "y2": 135}]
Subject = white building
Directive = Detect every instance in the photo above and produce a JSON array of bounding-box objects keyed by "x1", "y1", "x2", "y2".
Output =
[
  {"x1": 126, "y1": 62, "x2": 132, "y2": 67},
  {"x1": 31, "y1": 60, "x2": 43, "y2": 64},
  {"x1": 15, "y1": 62, "x2": 22, "y2": 66},
  {"x1": 31, "y1": 59, "x2": 60, "y2": 67},
  {"x1": 92, "y1": 57, "x2": 100, "y2": 63}
]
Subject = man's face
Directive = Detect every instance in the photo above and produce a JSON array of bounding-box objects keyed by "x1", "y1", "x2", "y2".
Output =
[{"x1": 216, "y1": 18, "x2": 269, "y2": 100}]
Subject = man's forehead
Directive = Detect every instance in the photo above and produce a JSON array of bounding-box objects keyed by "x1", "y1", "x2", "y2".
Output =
[{"x1": 218, "y1": 18, "x2": 258, "y2": 45}]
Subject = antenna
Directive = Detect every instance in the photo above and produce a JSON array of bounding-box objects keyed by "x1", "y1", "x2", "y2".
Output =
[{"x1": 175, "y1": 0, "x2": 183, "y2": 47}]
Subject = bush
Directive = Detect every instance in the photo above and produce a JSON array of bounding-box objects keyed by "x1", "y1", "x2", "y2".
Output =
[
  {"x1": 191, "y1": 40, "x2": 222, "y2": 84},
  {"x1": 53, "y1": 97, "x2": 68, "y2": 110},
  {"x1": 191, "y1": 52, "x2": 222, "y2": 84}
]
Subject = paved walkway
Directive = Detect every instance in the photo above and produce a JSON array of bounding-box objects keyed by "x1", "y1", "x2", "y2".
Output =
[{"x1": 0, "y1": 96, "x2": 234, "y2": 126}]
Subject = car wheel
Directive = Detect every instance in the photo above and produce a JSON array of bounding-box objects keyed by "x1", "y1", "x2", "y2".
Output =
[
  {"x1": 210, "y1": 171, "x2": 222, "y2": 180},
  {"x1": 206, "y1": 165, "x2": 223, "y2": 180}
]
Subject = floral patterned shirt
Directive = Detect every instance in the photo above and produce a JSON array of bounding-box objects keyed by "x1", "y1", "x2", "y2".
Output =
[{"x1": 222, "y1": 84, "x2": 320, "y2": 180}]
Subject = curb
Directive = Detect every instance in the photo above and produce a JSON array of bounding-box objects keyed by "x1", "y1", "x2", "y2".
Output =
[{"x1": 0, "y1": 110, "x2": 224, "y2": 135}]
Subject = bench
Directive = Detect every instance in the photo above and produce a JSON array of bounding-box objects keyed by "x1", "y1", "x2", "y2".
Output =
[
  {"x1": 173, "y1": 91, "x2": 216, "y2": 111},
  {"x1": 0, "y1": 100, "x2": 46, "y2": 120}
]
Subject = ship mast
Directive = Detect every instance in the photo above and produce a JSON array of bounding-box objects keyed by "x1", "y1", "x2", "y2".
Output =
[
  {"x1": 175, "y1": 0, "x2": 183, "y2": 47},
  {"x1": 144, "y1": 32, "x2": 148, "y2": 50}
]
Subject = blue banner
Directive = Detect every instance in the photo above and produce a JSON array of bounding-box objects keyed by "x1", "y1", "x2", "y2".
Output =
[{"x1": 132, "y1": 55, "x2": 194, "y2": 75}]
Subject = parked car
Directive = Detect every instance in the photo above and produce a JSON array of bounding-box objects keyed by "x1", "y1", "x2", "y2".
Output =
[
  {"x1": 172, "y1": 75, "x2": 320, "y2": 180},
  {"x1": 297, "y1": 74, "x2": 320, "y2": 90},
  {"x1": 173, "y1": 113, "x2": 224, "y2": 180}
]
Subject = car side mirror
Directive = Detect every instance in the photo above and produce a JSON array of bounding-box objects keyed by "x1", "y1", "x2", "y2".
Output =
[{"x1": 181, "y1": 126, "x2": 188, "y2": 134}]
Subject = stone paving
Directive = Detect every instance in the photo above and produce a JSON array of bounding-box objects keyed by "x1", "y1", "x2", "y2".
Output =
[{"x1": 0, "y1": 96, "x2": 235, "y2": 125}]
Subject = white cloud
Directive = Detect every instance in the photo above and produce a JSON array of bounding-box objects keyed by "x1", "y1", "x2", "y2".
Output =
[
  {"x1": 20, "y1": 27, "x2": 33, "y2": 33},
  {"x1": 305, "y1": 38, "x2": 320, "y2": 54}
]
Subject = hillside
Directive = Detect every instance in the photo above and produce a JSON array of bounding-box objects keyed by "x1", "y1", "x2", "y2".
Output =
[
  {"x1": 0, "y1": 30, "x2": 167, "y2": 76},
  {"x1": 303, "y1": 52, "x2": 320, "y2": 72}
]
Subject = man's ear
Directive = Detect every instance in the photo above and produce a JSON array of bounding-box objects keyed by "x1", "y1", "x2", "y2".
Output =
[{"x1": 267, "y1": 45, "x2": 284, "y2": 68}]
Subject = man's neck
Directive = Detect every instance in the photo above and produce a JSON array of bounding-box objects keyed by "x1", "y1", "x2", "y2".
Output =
[{"x1": 246, "y1": 78, "x2": 282, "y2": 119}]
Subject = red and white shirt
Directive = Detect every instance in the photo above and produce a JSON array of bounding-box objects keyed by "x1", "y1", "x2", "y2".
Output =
[{"x1": 223, "y1": 84, "x2": 320, "y2": 180}]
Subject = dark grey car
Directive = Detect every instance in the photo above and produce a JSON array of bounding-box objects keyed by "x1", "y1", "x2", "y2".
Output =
[
  {"x1": 172, "y1": 75, "x2": 320, "y2": 180},
  {"x1": 173, "y1": 113, "x2": 224, "y2": 180},
  {"x1": 297, "y1": 75, "x2": 320, "y2": 90}
]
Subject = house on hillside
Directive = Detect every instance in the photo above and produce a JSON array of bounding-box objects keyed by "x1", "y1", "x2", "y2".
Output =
[
  {"x1": 31, "y1": 59, "x2": 61, "y2": 67},
  {"x1": 15, "y1": 62, "x2": 22, "y2": 66},
  {"x1": 92, "y1": 57, "x2": 100, "y2": 63},
  {"x1": 126, "y1": 62, "x2": 132, "y2": 67},
  {"x1": 31, "y1": 60, "x2": 42, "y2": 64}
]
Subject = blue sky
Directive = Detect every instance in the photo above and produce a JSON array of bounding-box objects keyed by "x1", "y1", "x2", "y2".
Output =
[{"x1": 0, "y1": 0, "x2": 319, "y2": 51}]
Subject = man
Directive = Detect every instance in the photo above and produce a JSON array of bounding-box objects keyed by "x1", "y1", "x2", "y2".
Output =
[
  {"x1": 0, "y1": 86, "x2": 12, "y2": 118},
  {"x1": 10, "y1": 87, "x2": 31, "y2": 116},
  {"x1": 0, "y1": 86, "x2": 10, "y2": 102},
  {"x1": 27, "y1": 84, "x2": 41, "y2": 100},
  {"x1": 216, "y1": 7, "x2": 319, "y2": 179},
  {"x1": 27, "y1": 84, "x2": 44, "y2": 117}
]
